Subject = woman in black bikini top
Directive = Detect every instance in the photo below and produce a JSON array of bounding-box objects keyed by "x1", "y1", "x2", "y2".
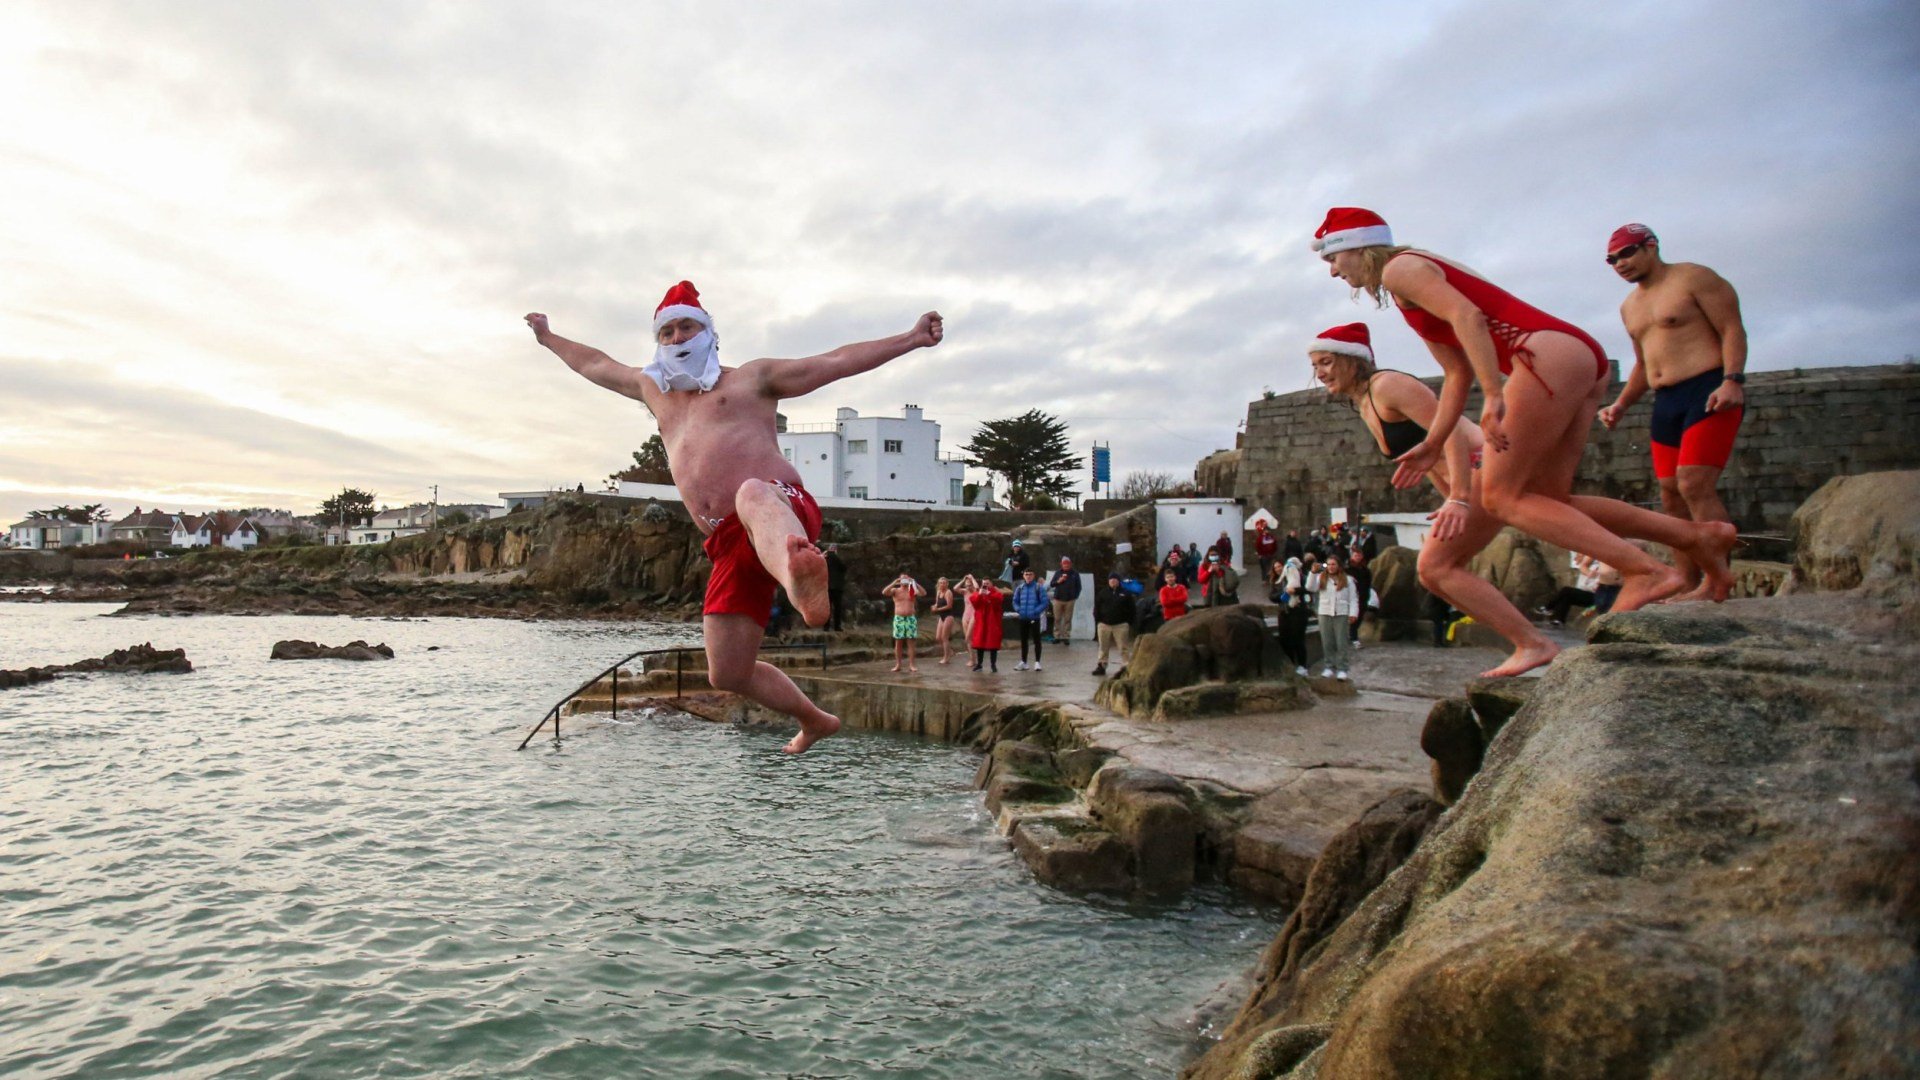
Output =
[
  {"x1": 1305, "y1": 322, "x2": 1557, "y2": 679},
  {"x1": 1367, "y1": 377, "x2": 1429, "y2": 460}
]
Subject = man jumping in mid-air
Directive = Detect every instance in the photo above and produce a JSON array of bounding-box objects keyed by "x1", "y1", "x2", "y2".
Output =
[
  {"x1": 1599, "y1": 224, "x2": 1748, "y2": 601},
  {"x1": 527, "y1": 281, "x2": 943, "y2": 753}
]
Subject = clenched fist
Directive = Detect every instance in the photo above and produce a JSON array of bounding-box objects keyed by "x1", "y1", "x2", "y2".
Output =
[{"x1": 908, "y1": 312, "x2": 944, "y2": 349}]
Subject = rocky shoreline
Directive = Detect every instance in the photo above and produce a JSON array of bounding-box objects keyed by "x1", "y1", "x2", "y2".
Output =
[
  {"x1": 557, "y1": 471, "x2": 1920, "y2": 1077},
  {"x1": 8, "y1": 474, "x2": 1914, "y2": 1075}
]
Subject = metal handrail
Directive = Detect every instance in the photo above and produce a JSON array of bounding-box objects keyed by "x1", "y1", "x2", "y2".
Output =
[{"x1": 515, "y1": 641, "x2": 831, "y2": 750}]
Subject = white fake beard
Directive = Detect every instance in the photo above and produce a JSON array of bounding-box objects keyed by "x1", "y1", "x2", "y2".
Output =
[{"x1": 644, "y1": 328, "x2": 721, "y2": 392}]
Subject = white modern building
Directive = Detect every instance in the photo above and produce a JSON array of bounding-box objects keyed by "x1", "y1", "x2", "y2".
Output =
[
  {"x1": 7, "y1": 516, "x2": 110, "y2": 550},
  {"x1": 776, "y1": 405, "x2": 968, "y2": 505}
]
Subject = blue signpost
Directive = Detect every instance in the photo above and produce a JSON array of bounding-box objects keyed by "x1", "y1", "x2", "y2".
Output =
[{"x1": 1091, "y1": 444, "x2": 1111, "y2": 492}]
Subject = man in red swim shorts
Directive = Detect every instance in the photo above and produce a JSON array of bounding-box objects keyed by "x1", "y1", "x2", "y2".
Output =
[
  {"x1": 1599, "y1": 224, "x2": 1749, "y2": 602},
  {"x1": 527, "y1": 283, "x2": 944, "y2": 752}
]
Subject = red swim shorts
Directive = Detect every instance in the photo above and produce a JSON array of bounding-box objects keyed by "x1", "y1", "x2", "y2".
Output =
[
  {"x1": 701, "y1": 480, "x2": 822, "y2": 626},
  {"x1": 1649, "y1": 369, "x2": 1743, "y2": 480}
]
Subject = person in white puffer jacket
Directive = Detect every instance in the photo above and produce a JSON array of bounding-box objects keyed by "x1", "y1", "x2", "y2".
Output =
[{"x1": 1307, "y1": 560, "x2": 1359, "y2": 680}]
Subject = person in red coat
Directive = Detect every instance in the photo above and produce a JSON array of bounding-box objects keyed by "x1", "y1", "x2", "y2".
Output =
[
  {"x1": 1158, "y1": 569, "x2": 1190, "y2": 621},
  {"x1": 966, "y1": 577, "x2": 1005, "y2": 672},
  {"x1": 1253, "y1": 520, "x2": 1279, "y2": 579}
]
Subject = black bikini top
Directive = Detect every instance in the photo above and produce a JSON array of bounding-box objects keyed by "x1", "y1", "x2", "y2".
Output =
[{"x1": 1365, "y1": 371, "x2": 1428, "y2": 459}]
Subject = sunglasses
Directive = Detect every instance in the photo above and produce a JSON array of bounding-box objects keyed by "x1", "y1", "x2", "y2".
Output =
[{"x1": 1605, "y1": 243, "x2": 1644, "y2": 266}]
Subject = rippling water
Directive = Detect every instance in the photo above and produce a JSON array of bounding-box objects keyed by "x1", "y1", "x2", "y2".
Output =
[{"x1": 0, "y1": 605, "x2": 1275, "y2": 1078}]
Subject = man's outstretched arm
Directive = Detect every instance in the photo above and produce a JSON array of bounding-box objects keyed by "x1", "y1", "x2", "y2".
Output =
[
  {"x1": 525, "y1": 313, "x2": 652, "y2": 403},
  {"x1": 750, "y1": 312, "x2": 943, "y2": 400}
]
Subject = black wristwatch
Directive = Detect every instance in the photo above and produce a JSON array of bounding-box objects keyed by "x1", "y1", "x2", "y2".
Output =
[{"x1": 1722, "y1": 372, "x2": 1746, "y2": 384}]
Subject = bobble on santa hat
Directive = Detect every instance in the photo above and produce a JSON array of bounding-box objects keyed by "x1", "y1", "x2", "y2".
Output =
[
  {"x1": 1309, "y1": 322, "x2": 1373, "y2": 362},
  {"x1": 653, "y1": 280, "x2": 715, "y2": 335},
  {"x1": 1311, "y1": 207, "x2": 1394, "y2": 257}
]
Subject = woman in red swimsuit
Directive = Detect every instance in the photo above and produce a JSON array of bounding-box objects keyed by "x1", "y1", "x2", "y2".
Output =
[
  {"x1": 1311, "y1": 207, "x2": 1736, "y2": 612},
  {"x1": 1308, "y1": 322, "x2": 1556, "y2": 676}
]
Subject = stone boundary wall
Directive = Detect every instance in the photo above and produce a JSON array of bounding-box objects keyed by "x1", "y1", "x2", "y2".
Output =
[{"x1": 1231, "y1": 363, "x2": 1920, "y2": 536}]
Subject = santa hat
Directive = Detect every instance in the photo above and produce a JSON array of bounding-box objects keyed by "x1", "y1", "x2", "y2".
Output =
[
  {"x1": 1607, "y1": 223, "x2": 1657, "y2": 254},
  {"x1": 652, "y1": 280, "x2": 714, "y2": 335},
  {"x1": 1308, "y1": 322, "x2": 1373, "y2": 362},
  {"x1": 1311, "y1": 207, "x2": 1394, "y2": 257}
]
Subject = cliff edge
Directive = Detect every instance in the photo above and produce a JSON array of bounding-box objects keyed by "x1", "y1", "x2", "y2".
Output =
[
  {"x1": 1185, "y1": 470, "x2": 1920, "y2": 1080},
  {"x1": 1185, "y1": 593, "x2": 1918, "y2": 1078}
]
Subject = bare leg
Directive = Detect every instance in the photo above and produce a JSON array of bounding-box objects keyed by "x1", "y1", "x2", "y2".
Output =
[
  {"x1": 1669, "y1": 465, "x2": 1734, "y2": 602},
  {"x1": 906, "y1": 638, "x2": 917, "y2": 673},
  {"x1": 1655, "y1": 475, "x2": 1703, "y2": 590},
  {"x1": 1481, "y1": 337, "x2": 1687, "y2": 612},
  {"x1": 735, "y1": 479, "x2": 830, "y2": 626},
  {"x1": 1420, "y1": 496, "x2": 1558, "y2": 678},
  {"x1": 891, "y1": 637, "x2": 903, "y2": 672},
  {"x1": 704, "y1": 614, "x2": 840, "y2": 753}
]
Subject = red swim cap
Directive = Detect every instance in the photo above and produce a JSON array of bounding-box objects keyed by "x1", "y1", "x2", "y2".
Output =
[{"x1": 1608, "y1": 223, "x2": 1656, "y2": 254}]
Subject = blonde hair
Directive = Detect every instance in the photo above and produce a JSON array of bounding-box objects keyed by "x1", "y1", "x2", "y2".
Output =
[
  {"x1": 1310, "y1": 349, "x2": 1377, "y2": 402},
  {"x1": 1345, "y1": 244, "x2": 1416, "y2": 307}
]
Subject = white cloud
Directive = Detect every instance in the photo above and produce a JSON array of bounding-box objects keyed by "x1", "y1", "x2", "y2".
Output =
[{"x1": 0, "y1": 0, "x2": 1914, "y2": 525}]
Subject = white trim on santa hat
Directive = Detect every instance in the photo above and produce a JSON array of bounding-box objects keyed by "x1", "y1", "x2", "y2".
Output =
[
  {"x1": 1310, "y1": 224, "x2": 1395, "y2": 256},
  {"x1": 652, "y1": 304, "x2": 713, "y2": 333},
  {"x1": 1308, "y1": 337, "x2": 1373, "y2": 361}
]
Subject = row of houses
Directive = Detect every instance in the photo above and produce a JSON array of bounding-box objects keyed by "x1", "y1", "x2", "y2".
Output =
[
  {"x1": 7, "y1": 500, "x2": 510, "y2": 552},
  {"x1": 5, "y1": 507, "x2": 282, "y2": 551}
]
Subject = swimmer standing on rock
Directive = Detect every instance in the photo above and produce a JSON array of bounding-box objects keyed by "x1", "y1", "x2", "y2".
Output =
[{"x1": 527, "y1": 281, "x2": 943, "y2": 753}]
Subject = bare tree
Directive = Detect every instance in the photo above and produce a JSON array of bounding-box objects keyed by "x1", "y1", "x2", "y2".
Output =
[{"x1": 1115, "y1": 470, "x2": 1177, "y2": 499}]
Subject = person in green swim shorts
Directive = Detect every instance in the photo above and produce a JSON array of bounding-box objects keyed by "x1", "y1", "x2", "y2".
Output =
[{"x1": 882, "y1": 569, "x2": 925, "y2": 673}]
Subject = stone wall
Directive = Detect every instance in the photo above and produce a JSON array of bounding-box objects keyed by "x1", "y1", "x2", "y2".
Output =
[{"x1": 1230, "y1": 362, "x2": 1920, "y2": 536}]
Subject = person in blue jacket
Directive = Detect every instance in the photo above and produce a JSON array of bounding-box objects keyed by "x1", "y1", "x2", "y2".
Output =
[{"x1": 1010, "y1": 569, "x2": 1051, "y2": 671}]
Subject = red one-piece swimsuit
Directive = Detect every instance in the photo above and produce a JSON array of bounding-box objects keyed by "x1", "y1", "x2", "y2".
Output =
[{"x1": 1392, "y1": 253, "x2": 1609, "y2": 389}]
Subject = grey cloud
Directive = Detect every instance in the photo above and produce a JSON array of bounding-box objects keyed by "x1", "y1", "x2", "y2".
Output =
[{"x1": 5, "y1": 0, "x2": 1915, "y2": 524}]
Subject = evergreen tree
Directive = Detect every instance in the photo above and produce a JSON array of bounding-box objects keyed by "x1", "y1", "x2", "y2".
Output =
[
  {"x1": 610, "y1": 434, "x2": 673, "y2": 485},
  {"x1": 961, "y1": 410, "x2": 1079, "y2": 509},
  {"x1": 318, "y1": 488, "x2": 377, "y2": 528}
]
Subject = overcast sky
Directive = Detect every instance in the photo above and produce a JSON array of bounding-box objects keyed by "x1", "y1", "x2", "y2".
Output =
[{"x1": 2, "y1": 0, "x2": 1915, "y2": 525}]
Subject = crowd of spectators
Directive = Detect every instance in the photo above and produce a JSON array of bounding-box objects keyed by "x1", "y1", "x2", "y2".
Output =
[{"x1": 799, "y1": 520, "x2": 1614, "y2": 686}]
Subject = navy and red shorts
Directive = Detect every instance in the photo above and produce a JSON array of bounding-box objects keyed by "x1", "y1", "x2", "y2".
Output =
[
  {"x1": 1649, "y1": 368, "x2": 1742, "y2": 479},
  {"x1": 701, "y1": 481, "x2": 822, "y2": 626}
]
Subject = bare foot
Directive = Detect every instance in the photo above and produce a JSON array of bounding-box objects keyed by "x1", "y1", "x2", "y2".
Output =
[
  {"x1": 786, "y1": 537, "x2": 831, "y2": 625},
  {"x1": 782, "y1": 711, "x2": 841, "y2": 754},
  {"x1": 1612, "y1": 564, "x2": 1688, "y2": 612},
  {"x1": 1662, "y1": 579, "x2": 1719, "y2": 605},
  {"x1": 890, "y1": 664, "x2": 902, "y2": 672},
  {"x1": 1481, "y1": 640, "x2": 1560, "y2": 678},
  {"x1": 1686, "y1": 521, "x2": 1739, "y2": 603},
  {"x1": 907, "y1": 664, "x2": 918, "y2": 673},
  {"x1": 938, "y1": 657, "x2": 950, "y2": 665}
]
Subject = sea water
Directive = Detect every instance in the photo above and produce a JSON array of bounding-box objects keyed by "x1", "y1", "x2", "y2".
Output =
[{"x1": 0, "y1": 605, "x2": 1277, "y2": 1079}]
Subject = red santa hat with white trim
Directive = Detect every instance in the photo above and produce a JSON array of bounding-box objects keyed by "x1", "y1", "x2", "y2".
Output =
[
  {"x1": 1310, "y1": 207, "x2": 1394, "y2": 257},
  {"x1": 652, "y1": 280, "x2": 715, "y2": 336},
  {"x1": 1308, "y1": 322, "x2": 1373, "y2": 362}
]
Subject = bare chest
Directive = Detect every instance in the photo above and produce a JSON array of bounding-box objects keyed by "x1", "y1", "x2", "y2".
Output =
[{"x1": 1623, "y1": 286, "x2": 1706, "y2": 339}]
